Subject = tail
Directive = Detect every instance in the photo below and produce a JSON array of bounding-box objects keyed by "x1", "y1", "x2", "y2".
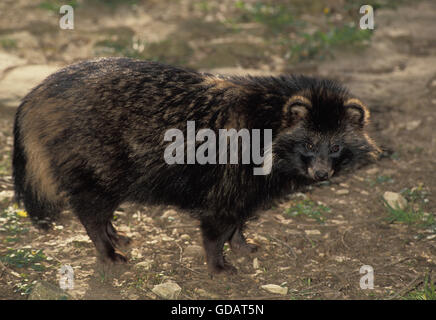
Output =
[
  {"x1": 13, "y1": 107, "x2": 63, "y2": 230},
  {"x1": 12, "y1": 109, "x2": 27, "y2": 205}
]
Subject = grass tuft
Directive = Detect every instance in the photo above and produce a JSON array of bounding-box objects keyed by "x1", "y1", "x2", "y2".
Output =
[
  {"x1": 284, "y1": 199, "x2": 331, "y2": 224},
  {"x1": 384, "y1": 185, "x2": 434, "y2": 228}
]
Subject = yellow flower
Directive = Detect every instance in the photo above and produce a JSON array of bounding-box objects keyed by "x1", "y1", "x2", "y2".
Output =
[
  {"x1": 323, "y1": 7, "x2": 330, "y2": 14},
  {"x1": 17, "y1": 210, "x2": 28, "y2": 218}
]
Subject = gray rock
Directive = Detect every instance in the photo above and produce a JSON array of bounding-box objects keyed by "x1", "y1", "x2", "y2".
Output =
[
  {"x1": 261, "y1": 284, "x2": 288, "y2": 295},
  {"x1": 383, "y1": 191, "x2": 408, "y2": 210},
  {"x1": 405, "y1": 120, "x2": 421, "y2": 131},
  {"x1": 180, "y1": 234, "x2": 191, "y2": 241},
  {"x1": 161, "y1": 209, "x2": 177, "y2": 219},
  {"x1": 194, "y1": 288, "x2": 219, "y2": 299},
  {"x1": 28, "y1": 281, "x2": 71, "y2": 300},
  {"x1": 134, "y1": 260, "x2": 153, "y2": 271},
  {"x1": 305, "y1": 229, "x2": 321, "y2": 235},
  {"x1": 366, "y1": 167, "x2": 379, "y2": 175},
  {"x1": 152, "y1": 282, "x2": 181, "y2": 300},
  {"x1": 253, "y1": 258, "x2": 260, "y2": 269},
  {"x1": 336, "y1": 189, "x2": 349, "y2": 195}
]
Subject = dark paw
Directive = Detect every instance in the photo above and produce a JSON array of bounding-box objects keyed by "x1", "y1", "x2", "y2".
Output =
[
  {"x1": 108, "y1": 249, "x2": 128, "y2": 263},
  {"x1": 209, "y1": 261, "x2": 238, "y2": 275},
  {"x1": 107, "y1": 224, "x2": 132, "y2": 248},
  {"x1": 112, "y1": 233, "x2": 132, "y2": 248},
  {"x1": 240, "y1": 242, "x2": 259, "y2": 254},
  {"x1": 32, "y1": 218, "x2": 53, "y2": 231},
  {"x1": 231, "y1": 241, "x2": 259, "y2": 255}
]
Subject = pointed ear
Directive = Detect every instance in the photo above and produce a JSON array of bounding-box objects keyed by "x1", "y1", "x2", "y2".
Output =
[
  {"x1": 344, "y1": 98, "x2": 370, "y2": 127},
  {"x1": 283, "y1": 95, "x2": 312, "y2": 125}
]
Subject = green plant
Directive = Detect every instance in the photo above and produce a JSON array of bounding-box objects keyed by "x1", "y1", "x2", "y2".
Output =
[
  {"x1": 401, "y1": 185, "x2": 430, "y2": 204},
  {"x1": 94, "y1": 36, "x2": 146, "y2": 58},
  {"x1": 38, "y1": 0, "x2": 79, "y2": 12},
  {"x1": 15, "y1": 278, "x2": 38, "y2": 296},
  {"x1": 345, "y1": 0, "x2": 409, "y2": 11},
  {"x1": 195, "y1": 0, "x2": 213, "y2": 12},
  {"x1": 284, "y1": 199, "x2": 331, "y2": 223},
  {"x1": 376, "y1": 175, "x2": 394, "y2": 184},
  {"x1": 288, "y1": 24, "x2": 372, "y2": 62},
  {"x1": 383, "y1": 189, "x2": 435, "y2": 227},
  {"x1": 87, "y1": 0, "x2": 138, "y2": 9},
  {"x1": 390, "y1": 152, "x2": 400, "y2": 160},
  {"x1": 234, "y1": 1, "x2": 299, "y2": 33},
  {"x1": 405, "y1": 275, "x2": 436, "y2": 300},
  {"x1": 384, "y1": 203, "x2": 432, "y2": 226},
  {"x1": 383, "y1": 185, "x2": 434, "y2": 228},
  {"x1": 0, "y1": 38, "x2": 17, "y2": 50},
  {"x1": 1, "y1": 248, "x2": 47, "y2": 271},
  {"x1": 0, "y1": 205, "x2": 30, "y2": 243},
  {"x1": 367, "y1": 175, "x2": 394, "y2": 187}
]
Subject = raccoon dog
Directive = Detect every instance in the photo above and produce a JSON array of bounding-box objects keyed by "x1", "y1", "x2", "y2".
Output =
[{"x1": 13, "y1": 58, "x2": 380, "y2": 274}]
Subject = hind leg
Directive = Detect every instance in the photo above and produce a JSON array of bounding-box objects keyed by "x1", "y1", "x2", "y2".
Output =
[
  {"x1": 70, "y1": 194, "x2": 127, "y2": 263},
  {"x1": 200, "y1": 217, "x2": 238, "y2": 274},
  {"x1": 78, "y1": 211, "x2": 127, "y2": 263},
  {"x1": 107, "y1": 222, "x2": 131, "y2": 248},
  {"x1": 22, "y1": 187, "x2": 62, "y2": 230}
]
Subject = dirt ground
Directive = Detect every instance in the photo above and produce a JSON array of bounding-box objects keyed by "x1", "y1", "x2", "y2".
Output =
[{"x1": 0, "y1": 0, "x2": 435, "y2": 300}]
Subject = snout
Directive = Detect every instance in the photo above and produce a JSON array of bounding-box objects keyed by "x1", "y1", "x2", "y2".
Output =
[
  {"x1": 308, "y1": 167, "x2": 334, "y2": 181},
  {"x1": 314, "y1": 170, "x2": 329, "y2": 181}
]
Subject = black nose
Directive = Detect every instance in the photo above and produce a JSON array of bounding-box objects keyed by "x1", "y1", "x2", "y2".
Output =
[{"x1": 314, "y1": 170, "x2": 329, "y2": 181}]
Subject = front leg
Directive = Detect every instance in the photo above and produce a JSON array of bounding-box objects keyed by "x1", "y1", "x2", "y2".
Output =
[{"x1": 200, "y1": 217, "x2": 237, "y2": 275}]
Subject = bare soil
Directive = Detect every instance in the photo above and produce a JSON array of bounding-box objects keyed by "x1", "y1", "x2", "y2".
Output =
[{"x1": 0, "y1": 0, "x2": 435, "y2": 300}]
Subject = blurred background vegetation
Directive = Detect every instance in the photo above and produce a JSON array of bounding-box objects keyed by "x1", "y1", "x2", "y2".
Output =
[{"x1": 0, "y1": 0, "x2": 410, "y2": 72}]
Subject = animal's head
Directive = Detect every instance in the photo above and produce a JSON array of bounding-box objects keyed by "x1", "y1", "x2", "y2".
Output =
[{"x1": 272, "y1": 78, "x2": 381, "y2": 182}]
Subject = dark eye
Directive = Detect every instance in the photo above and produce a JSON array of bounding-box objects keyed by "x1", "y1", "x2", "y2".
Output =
[
  {"x1": 330, "y1": 144, "x2": 341, "y2": 153},
  {"x1": 305, "y1": 143, "x2": 314, "y2": 151}
]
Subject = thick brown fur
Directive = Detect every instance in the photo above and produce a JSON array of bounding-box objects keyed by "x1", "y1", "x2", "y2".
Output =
[{"x1": 13, "y1": 57, "x2": 380, "y2": 273}]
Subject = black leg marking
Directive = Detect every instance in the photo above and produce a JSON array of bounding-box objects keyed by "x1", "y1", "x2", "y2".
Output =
[
  {"x1": 107, "y1": 222, "x2": 132, "y2": 248},
  {"x1": 229, "y1": 227, "x2": 259, "y2": 255},
  {"x1": 200, "y1": 217, "x2": 237, "y2": 275},
  {"x1": 70, "y1": 191, "x2": 127, "y2": 263}
]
